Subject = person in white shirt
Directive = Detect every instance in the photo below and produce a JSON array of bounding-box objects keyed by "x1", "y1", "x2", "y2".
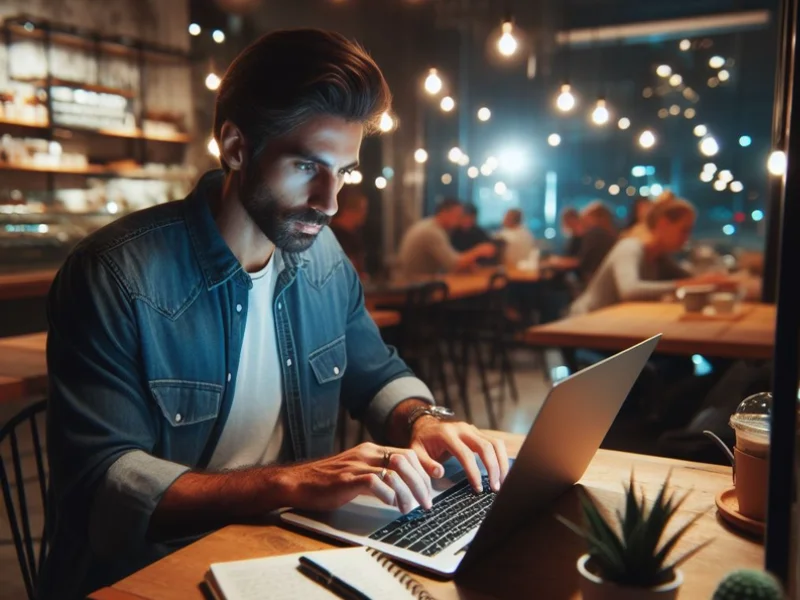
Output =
[{"x1": 496, "y1": 209, "x2": 535, "y2": 267}]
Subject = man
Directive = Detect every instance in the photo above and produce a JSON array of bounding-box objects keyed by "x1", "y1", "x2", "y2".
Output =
[
  {"x1": 40, "y1": 30, "x2": 508, "y2": 599},
  {"x1": 561, "y1": 207, "x2": 584, "y2": 258},
  {"x1": 330, "y1": 184, "x2": 369, "y2": 275},
  {"x1": 397, "y1": 198, "x2": 495, "y2": 277},
  {"x1": 495, "y1": 208, "x2": 535, "y2": 267}
]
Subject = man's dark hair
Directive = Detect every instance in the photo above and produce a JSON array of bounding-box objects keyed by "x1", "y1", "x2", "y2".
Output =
[
  {"x1": 561, "y1": 207, "x2": 580, "y2": 223},
  {"x1": 462, "y1": 203, "x2": 478, "y2": 217},
  {"x1": 435, "y1": 197, "x2": 462, "y2": 214},
  {"x1": 214, "y1": 29, "x2": 392, "y2": 171},
  {"x1": 505, "y1": 208, "x2": 523, "y2": 226}
]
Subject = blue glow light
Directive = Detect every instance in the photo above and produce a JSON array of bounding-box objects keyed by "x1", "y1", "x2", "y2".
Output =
[
  {"x1": 722, "y1": 224, "x2": 735, "y2": 235},
  {"x1": 751, "y1": 209, "x2": 764, "y2": 222},
  {"x1": 692, "y1": 355, "x2": 713, "y2": 376},
  {"x1": 631, "y1": 166, "x2": 646, "y2": 177},
  {"x1": 544, "y1": 227, "x2": 556, "y2": 239},
  {"x1": 639, "y1": 186, "x2": 650, "y2": 196},
  {"x1": 739, "y1": 135, "x2": 752, "y2": 147},
  {"x1": 649, "y1": 183, "x2": 663, "y2": 196},
  {"x1": 645, "y1": 166, "x2": 656, "y2": 176}
]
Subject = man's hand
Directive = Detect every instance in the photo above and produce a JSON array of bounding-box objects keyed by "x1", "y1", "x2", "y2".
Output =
[
  {"x1": 281, "y1": 442, "x2": 434, "y2": 514},
  {"x1": 409, "y1": 418, "x2": 510, "y2": 494}
]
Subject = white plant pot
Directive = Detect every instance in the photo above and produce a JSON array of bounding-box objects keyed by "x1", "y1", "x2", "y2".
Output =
[{"x1": 577, "y1": 554, "x2": 683, "y2": 600}]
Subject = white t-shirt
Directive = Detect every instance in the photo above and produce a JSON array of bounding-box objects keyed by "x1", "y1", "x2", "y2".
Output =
[
  {"x1": 208, "y1": 250, "x2": 284, "y2": 470},
  {"x1": 496, "y1": 226, "x2": 536, "y2": 266}
]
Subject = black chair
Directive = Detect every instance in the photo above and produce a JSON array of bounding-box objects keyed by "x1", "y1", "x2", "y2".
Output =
[{"x1": 1, "y1": 398, "x2": 48, "y2": 600}]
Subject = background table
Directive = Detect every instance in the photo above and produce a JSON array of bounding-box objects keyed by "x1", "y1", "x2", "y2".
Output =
[
  {"x1": 90, "y1": 431, "x2": 763, "y2": 600},
  {"x1": 524, "y1": 302, "x2": 775, "y2": 359}
]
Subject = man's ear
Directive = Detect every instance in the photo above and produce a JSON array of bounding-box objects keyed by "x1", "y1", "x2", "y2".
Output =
[{"x1": 219, "y1": 121, "x2": 246, "y2": 171}]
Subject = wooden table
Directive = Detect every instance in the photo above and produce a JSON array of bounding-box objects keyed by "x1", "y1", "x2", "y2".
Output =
[
  {"x1": 90, "y1": 431, "x2": 763, "y2": 600},
  {"x1": 0, "y1": 268, "x2": 57, "y2": 301},
  {"x1": 525, "y1": 301, "x2": 775, "y2": 359},
  {"x1": 0, "y1": 332, "x2": 47, "y2": 401}
]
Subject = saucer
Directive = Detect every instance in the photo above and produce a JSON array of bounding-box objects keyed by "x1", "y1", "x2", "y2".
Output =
[{"x1": 715, "y1": 486, "x2": 765, "y2": 537}]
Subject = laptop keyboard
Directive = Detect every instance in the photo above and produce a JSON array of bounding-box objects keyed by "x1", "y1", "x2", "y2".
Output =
[{"x1": 368, "y1": 476, "x2": 496, "y2": 557}]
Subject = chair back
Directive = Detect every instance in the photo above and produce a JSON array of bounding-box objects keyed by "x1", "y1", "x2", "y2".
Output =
[
  {"x1": 399, "y1": 280, "x2": 449, "y2": 354},
  {"x1": 1, "y1": 399, "x2": 48, "y2": 600}
]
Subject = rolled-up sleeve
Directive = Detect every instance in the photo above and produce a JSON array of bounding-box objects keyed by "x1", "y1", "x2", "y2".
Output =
[
  {"x1": 338, "y1": 260, "x2": 434, "y2": 441},
  {"x1": 46, "y1": 250, "x2": 184, "y2": 559}
]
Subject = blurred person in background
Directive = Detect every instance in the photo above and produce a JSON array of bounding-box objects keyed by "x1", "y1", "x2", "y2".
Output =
[
  {"x1": 450, "y1": 202, "x2": 498, "y2": 266},
  {"x1": 397, "y1": 198, "x2": 496, "y2": 277},
  {"x1": 544, "y1": 200, "x2": 617, "y2": 286},
  {"x1": 495, "y1": 208, "x2": 535, "y2": 267},
  {"x1": 621, "y1": 196, "x2": 653, "y2": 239},
  {"x1": 330, "y1": 184, "x2": 369, "y2": 276},
  {"x1": 561, "y1": 207, "x2": 584, "y2": 258},
  {"x1": 570, "y1": 192, "x2": 732, "y2": 315},
  {"x1": 40, "y1": 30, "x2": 509, "y2": 600}
]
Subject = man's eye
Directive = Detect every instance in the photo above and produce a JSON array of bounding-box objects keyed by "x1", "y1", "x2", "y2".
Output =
[{"x1": 297, "y1": 162, "x2": 317, "y2": 173}]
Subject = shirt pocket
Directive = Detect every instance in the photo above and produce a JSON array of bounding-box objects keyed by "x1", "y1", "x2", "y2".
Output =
[
  {"x1": 149, "y1": 380, "x2": 223, "y2": 427},
  {"x1": 307, "y1": 336, "x2": 347, "y2": 433}
]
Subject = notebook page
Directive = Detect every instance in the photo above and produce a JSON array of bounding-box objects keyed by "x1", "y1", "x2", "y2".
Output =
[{"x1": 208, "y1": 547, "x2": 413, "y2": 600}]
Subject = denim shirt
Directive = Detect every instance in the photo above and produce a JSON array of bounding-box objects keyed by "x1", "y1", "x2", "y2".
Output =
[{"x1": 38, "y1": 170, "x2": 433, "y2": 599}]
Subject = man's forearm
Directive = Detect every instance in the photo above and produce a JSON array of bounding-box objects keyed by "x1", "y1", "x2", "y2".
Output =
[
  {"x1": 147, "y1": 465, "x2": 292, "y2": 541},
  {"x1": 385, "y1": 398, "x2": 434, "y2": 447}
]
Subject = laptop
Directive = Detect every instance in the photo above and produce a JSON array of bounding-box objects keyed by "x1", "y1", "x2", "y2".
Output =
[{"x1": 281, "y1": 335, "x2": 661, "y2": 577}]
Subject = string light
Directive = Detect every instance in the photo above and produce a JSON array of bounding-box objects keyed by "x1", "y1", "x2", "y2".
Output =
[
  {"x1": 719, "y1": 170, "x2": 733, "y2": 182},
  {"x1": 650, "y1": 183, "x2": 664, "y2": 196},
  {"x1": 413, "y1": 148, "x2": 428, "y2": 164},
  {"x1": 441, "y1": 174, "x2": 452, "y2": 185},
  {"x1": 656, "y1": 65, "x2": 672, "y2": 77},
  {"x1": 591, "y1": 99, "x2": 609, "y2": 125},
  {"x1": 188, "y1": 23, "x2": 201, "y2": 36},
  {"x1": 768, "y1": 150, "x2": 787, "y2": 176},
  {"x1": 447, "y1": 147, "x2": 463, "y2": 163},
  {"x1": 638, "y1": 130, "x2": 656, "y2": 149},
  {"x1": 424, "y1": 69, "x2": 443, "y2": 95},
  {"x1": 739, "y1": 135, "x2": 752, "y2": 147},
  {"x1": 440, "y1": 96, "x2": 455, "y2": 112},
  {"x1": 547, "y1": 133, "x2": 562, "y2": 147},
  {"x1": 700, "y1": 171, "x2": 714, "y2": 182},
  {"x1": 713, "y1": 180, "x2": 727, "y2": 191},
  {"x1": 375, "y1": 176, "x2": 387, "y2": 190},
  {"x1": 485, "y1": 156, "x2": 499, "y2": 170},
  {"x1": 679, "y1": 39, "x2": 691, "y2": 51},
  {"x1": 669, "y1": 104, "x2": 680, "y2": 116},
  {"x1": 658, "y1": 109, "x2": 668, "y2": 119},
  {"x1": 497, "y1": 21, "x2": 518, "y2": 57},
  {"x1": 379, "y1": 112, "x2": 395, "y2": 132},
  {"x1": 480, "y1": 164, "x2": 492, "y2": 176},
  {"x1": 718, "y1": 69, "x2": 730, "y2": 82},
  {"x1": 669, "y1": 74, "x2": 683, "y2": 87},
  {"x1": 457, "y1": 154, "x2": 470, "y2": 166},
  {"x1": 684, "y1": 108, "x2": 696, "y2": 119},
  {"x1": 693, "y1": 124, "x2": 708, "y2": 137},
  {"x1": 494, "y1": 181, "x2": 507, "y2": 195},
  {"x1": 212, "y1": 29, "x2": 225, "y2": 43},
  {"x1": 556, "y1": 84, "x2": 576, "y2": 112},
  {"x1": 477, "y1": 107, "x2": 491, "y2": 121},
  {"x1": 699, "y1": 136, "x2": 719, "y2": 156},
  {"x1": 617, "y1": 117, "x2": 631, "y2": 130},
  {"x1": 467, "y1": 166, "x2": 479, "y2": 178},
  {"x1": 626, "y1": 186, "x2": 636, "y2": 196},
  {"x1": 205, "y1": 73, "x2": 221, "y2": 91},
  {"x1": 704, "y1": 163, "x2": 718, "y2": 174},
  {"x1": 608, "y1": 184, "x2": 620, "y2": 195},
  {"x1": 349, "y1": 170, "x2": 363, "y2": 184},
  {"x1": 729, "y1": 181, "x2": 744, "y2": 193},
  {"x1": 709, "y1": 56, "x2": 725, "y2": 69},
  {"x1": 708, "y1": 77, "x2": 720, "y2": 88},
  {"x1": 752, "y1": 210, "x2": 764, "y2": 222},
  {"x1": 722, "y1": 224, "x2": 735, "y2": 235}
]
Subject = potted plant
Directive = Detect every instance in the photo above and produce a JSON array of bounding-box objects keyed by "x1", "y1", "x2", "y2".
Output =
[{"x1": 557, "y1": 473, "x2": 712, "y2": 600}]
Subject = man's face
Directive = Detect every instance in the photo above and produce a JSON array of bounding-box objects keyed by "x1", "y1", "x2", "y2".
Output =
[
  {"x1": 460, "y1": 213, "x2": 476, "y2": 230},
  {"x1": 239, "y1": 115, "x2": 363, "y2": 253},
  {"x1": 440, "y1": 206, "x2": 464, "y2": 231}
]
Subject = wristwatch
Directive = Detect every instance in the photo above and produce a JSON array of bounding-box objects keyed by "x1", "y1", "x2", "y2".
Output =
[{"x1": 408, "y1": 405, "x2": 455, "y2": 430}]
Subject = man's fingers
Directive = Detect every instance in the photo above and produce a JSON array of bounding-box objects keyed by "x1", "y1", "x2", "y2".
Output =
[
  {"x1": 389, "y1": 453, "x2": 432, "y2": 510},
  {"x1": 361, "y1": 473, "x2": 396, "y2": 507},
  {"x1": 447, "y1": 439, "x2": 484, "y2": 493},
  {"x1": 487, "y1": 435, "x2": 510, "y2": 483},
  {"x1": 462, "y1": 434, "x2": 501, "y2": 492},
  {"x1": 401, "y1": 448, "x2": 434, "y2": 492},
  {"x1": 410, "y1": 442, "x2": 445, "y2": 478},
  {"x1": 383, "y1": 470, "x2": 417, "y2": 513}
]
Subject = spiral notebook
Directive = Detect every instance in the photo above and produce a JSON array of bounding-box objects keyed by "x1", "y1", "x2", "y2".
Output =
[{"x1": 205, "y1": 546, "x2": 435, "y2": 600}]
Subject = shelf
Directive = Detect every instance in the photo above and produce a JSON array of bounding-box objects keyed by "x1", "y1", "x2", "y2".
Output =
[
  {"x1": 0, "y1": 118, "x2": 191, "y2": 143},
  {"x1": 0, "y1": 162, "x2": 193, "y2": 180},
  {"x1": 11, "y1": 77, "x2": 136, "y2": 99}
]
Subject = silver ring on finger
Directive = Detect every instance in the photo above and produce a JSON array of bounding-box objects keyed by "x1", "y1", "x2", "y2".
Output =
[{"x1": 380, "y1": 467, "x2": 388, "y2": 481}]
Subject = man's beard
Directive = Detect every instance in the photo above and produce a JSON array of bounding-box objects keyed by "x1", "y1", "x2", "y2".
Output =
[{"x1": 240, "y1": 174, "x2": 331, "y2": 254}]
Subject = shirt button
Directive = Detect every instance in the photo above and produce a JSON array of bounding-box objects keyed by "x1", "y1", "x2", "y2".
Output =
[
  {"x1": 236, "y1": 304, "x2": 242, "y2": 313},
  {"x1": 227, "y1": 373, "x2": 232, "y2": 382},
  {"x1": 174, "y1": 413, "x2": 182, "y2": 423},
  {"x1": 286, "y1": 359, "x2": 292, "y2": 367},
  {"x1": 333, "y1": 366, "x2": 340, "y2": 375}
]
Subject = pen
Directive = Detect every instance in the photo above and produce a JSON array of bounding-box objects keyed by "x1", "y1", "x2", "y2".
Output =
[{"x1": 298, "y1": 556, "x2": 372, "y2": 600}]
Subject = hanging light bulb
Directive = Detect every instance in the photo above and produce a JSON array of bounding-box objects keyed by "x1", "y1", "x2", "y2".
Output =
[
  {"x1": 349, "y1": 170, "x2": 363, "y2": 184},
  {"x1": 477, "y1": 107, "x2": 491, "y2": 121},
  {"x1": 467, "y1": 166, "x2": 479, "y2": 178},
  {"x1": 638, "y1": 130, "x2": 656, "y2": 149},
  {"x1": 212, "y1": 29, "x2": 225, "y2": 44},
  {"x1": 448, "y1": 147, "x2": 463, "y2": 163},
  {"x1": 656, "y1": 65, "x2": 672, "y2": 77},
  {"x1": 556, "y1": 84, "x2": 576, "y2": 112},
  {"x1": 547, "y1": 133, "x2": 562, "y2": 147},
  {"x1": 205, "y1": 73, "x2": 221, "y2": 91},
  {"x1": 591, "y1": 98, "x2": 609, "y2": 125},
  {"x1": 693, "y1": 124, "x2": 708, "y2": 137},
  {"x1": 669, "y1": 74, "x2": 683, "y2": 87},
  {"x1": 440, "y1": 96, "x2": 455, "y2": 112},
  {"x1": 699, "y1": 136, "x2": 719, "y2": 156},
  {"x1": 424, "y1": 68, "x2": 443, "y2": 95},
  {"x1": 494, "y1": 181, "x2": 507, "y2": 195},
  {"x1": 768, "y1": 150, "x2": 787, "y2": 176},
  {"x1": 375, "y1": 176, "x2": 387, "y2": 190},
  {"x1": 679, "y1": 39, "x2": 691, "y2": 51},
  {"x1": 709, "y1": 56, "x2": 726, "y2": 69},
  {"x1": 497, "y1": 21, "x2": 518, "y2": 57},
  {"x1": 188, "y1": 23, "x2": 201, "y2": 36},
  {"x1": 617, "y1": 117, "x2": 631, "y2": 130},
  {"x1": 379, "y1": 111, "x2": 395, "y2": 132},
  {"x1": 413, "y1": 148, "x2": 428, "y2": 164}
]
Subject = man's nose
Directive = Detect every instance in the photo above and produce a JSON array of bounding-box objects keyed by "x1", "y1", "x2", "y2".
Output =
[{"x1": 308, "y1": 171, "x2": 339, "y2": 217}]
